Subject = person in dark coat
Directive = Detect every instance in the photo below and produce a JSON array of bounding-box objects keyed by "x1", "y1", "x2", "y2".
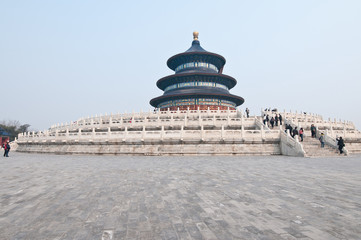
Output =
[
  {"x1": 3, "y1": 142, "x2": 10, "y2": 157},
  {"x1": 292, "y1": 127, "x2": 298, "y2": 139},
  {"x1": 285, "y1": 124, "x2": 293, "y2": 136},
  {"x1": 275, "y1": 115, "x2": 279, "y2": 126},
  {"x1": 319, "y1": 133, "x2": 325, "y2": 148},
  {"x1": 289, "y1": 125, "x2": 293, "y2": 137},
  {"x1": 311, "y1": 124, "x2": 316, "y2": 138},
  {"x1": 279, "y1": 114, "x2": 283, "y2": 125},
  {"x1": 245, "y1": 108, "x2": 250, "y2": 118},
  {"x1": 270, "y1": 117, "x2": 275, "y2": 128},
  {"x1": 336, "y1": 137, "x2": 345, "y2": 154}
]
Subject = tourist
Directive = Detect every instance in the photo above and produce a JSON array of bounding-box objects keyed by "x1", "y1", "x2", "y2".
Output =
[
  {"x1": 263, "y1": 114, "x2": 267, "y2": 125},
  {"x1": 279, "y1": 114, "x2": 283, "y2": 125},
  {"x1": 289, "y1": 125, "x2": 293, "y2": 137},
  {"x1": 4, "y1": 142, "x2": 10, "y2": 157},
  {"x1": 299, "y1": 128, "x2": 304, "y2": 142},
  {"x1": 285, "y1": 124, "x2": 293, "y2": 136},
  {"x1": 270, "y1": 117, "x2": 275, "y2": 128},
  {"x1": 336, "y1": 137, "x2": 345, "y2": 154},
  {"x1": 311, "y1": 124, "x2": 316, "y2": 138},
  {"x1": 266, "y1": 115, "x2": 270, "y2": 126},
  {"x1": 319, "y1": 133, "x2": 325, "y2": 148},
  {"x1": 245, "y1": 108, "x2": 250, "y2": 118},
  {"x1": 275, "y1": 114, "x2": 279, "y2": 126},
  {"x1": 292, "y1": 127, "x2": 298, "y2": 139}
]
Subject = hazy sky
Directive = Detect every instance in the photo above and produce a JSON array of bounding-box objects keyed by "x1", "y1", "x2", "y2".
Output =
[{"x1": 1, "y1": 0, "x2": 361, "y2": 131}]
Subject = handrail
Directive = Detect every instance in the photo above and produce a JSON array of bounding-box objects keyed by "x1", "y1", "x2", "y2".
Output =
[
  {"x1": 316, "y1": 130, "x2": 349, "y2": 156},
  {"x1": 280, "y1": 129, "x2": 306, "y2": 157}
]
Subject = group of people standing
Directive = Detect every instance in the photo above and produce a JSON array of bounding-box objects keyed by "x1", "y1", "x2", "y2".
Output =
[
  {"x1": 284, "y1": 125, "x2": 305, "y2": 141},
  {"x1": 263, "y1": 113, "x2": 283, "y2": 128},
  {"x1": 2, "y1": 142, "x2": 11, "y2": 157},
  {"x1": 283, "y1": 123, "x2": 345, "y2": 155},
  {"x1": 312, "y1": 124, "x2": 345, "y2": 154},
  {"x1": 318, "y1": 133, "x2": 345, "y2": 154}
]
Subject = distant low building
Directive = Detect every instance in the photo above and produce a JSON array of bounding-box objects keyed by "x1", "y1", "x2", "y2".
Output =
[{"x1": 0, "y1": 127, "x2": 10, "y2": 146}]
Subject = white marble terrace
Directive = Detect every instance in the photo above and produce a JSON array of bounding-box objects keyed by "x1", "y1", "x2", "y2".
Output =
[{"x1": 17, "y1": 108, "x2": 360, "y2": 144}]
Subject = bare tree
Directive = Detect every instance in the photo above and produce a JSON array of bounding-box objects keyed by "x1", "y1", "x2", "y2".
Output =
[{"x1": 0, "y1": 120, "x2": 31, "y2": 141}]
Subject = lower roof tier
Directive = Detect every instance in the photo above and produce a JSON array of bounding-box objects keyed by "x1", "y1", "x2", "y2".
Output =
[
  {"x1": 149, "y1": 92, "x2": 244, "y2": 108},
  {"x1": 156, "y1": 72, "x2": 237, "y2": 90}
]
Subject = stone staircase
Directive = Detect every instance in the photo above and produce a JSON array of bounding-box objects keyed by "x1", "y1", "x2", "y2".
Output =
[{"x1": 301, "y1": 136, "x2": 340, "y2": 157}]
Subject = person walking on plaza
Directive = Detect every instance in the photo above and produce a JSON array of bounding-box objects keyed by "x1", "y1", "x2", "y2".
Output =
[
  {"x1": 299, "y1": 128, "x2": 304, "y2": 142},
  {"x1": 3, "y1": 142, "x2": 10, "y2": 157},
  {"x1": 336, "y1": 137, "x2": 345, "y2": 154},
  {"x1": 311, "y1": 124, "x2": 316, "y2": 138},
  {"x1": 319, "y1": 133, "x2": 325, "y2": 148},
  {"x1": 245, "y1": 108, "x2": 250, "y2": 118}
]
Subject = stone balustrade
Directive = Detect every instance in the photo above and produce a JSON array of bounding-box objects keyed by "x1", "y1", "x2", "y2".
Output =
[
  {"x1": 18, "y1": 126, "x2": 281, "y2": 143},
  {"x1": 18, "y1": 108, "x2": 361, "y2": 142},
  {"x1": 50, "y1": 108, "x2": 242, "y2": 131},
  {"x1": 280, "y1": 129, "x2": 306, "y2": 157},
  {"x1": 15, "y1": 108, "x2": 361, "y2": 156}
]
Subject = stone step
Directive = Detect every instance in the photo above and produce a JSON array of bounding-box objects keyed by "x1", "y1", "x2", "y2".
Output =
[{"x1": 302, "y1": 139, "x2": 339, "y2": 156}]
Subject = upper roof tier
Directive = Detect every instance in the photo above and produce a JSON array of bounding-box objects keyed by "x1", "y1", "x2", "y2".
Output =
[{"x1": 167, "y1": 32, "x2": 226, "y2": 72}]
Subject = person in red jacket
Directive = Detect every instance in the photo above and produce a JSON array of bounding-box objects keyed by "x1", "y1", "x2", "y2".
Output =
[{"x1": 3, "y1": 142, "x2": 10, "y2": 157}]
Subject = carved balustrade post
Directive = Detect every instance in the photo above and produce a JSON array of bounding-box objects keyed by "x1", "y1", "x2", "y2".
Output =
[
  {"x1": 221, "y1": 125, "x2": 224, "y2": 140},
  {"x1": 180, "y1": 125, "x2": 184, "y2": 141},
  {"x1": 124, "y1": 127, "x2": 128, "y2": 141},
  {"x1": 161, "y1": 126, "x2": 164, "y2": 141},
  {"x1": 241, "y1": 125, "x2": 244, "y2": 140}
]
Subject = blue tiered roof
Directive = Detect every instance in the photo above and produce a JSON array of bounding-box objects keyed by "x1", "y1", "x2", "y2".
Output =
[{"x1": 150, "y1": 32, "x2": 244, "y2": 110}]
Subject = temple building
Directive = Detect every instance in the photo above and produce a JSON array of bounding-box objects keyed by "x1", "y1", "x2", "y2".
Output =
[
  {"x1": 150, "y1": 32, "x2": 244, "y2": 111},
  {"x1": 15, "y1": 32, "x2": 361, "y2": 157}
]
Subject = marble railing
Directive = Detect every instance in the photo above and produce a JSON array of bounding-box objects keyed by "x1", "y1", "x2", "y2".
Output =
[
  {"x1": 261, "y1": 109, "x2": 324, "y2": 121},
  {"x1": 285, "y1": 117, "x2": 352, "y2": 155},
  {"x1": 263, "y1": 109, "x2": 356, "y2": 131},
  {"x1": 50, "y1": 108, "x2": 243, "y2": 131},
  {"x1": 280, "y1": 129, "x2": 306, "y2": 157},
  {"x1": 50, "y1": 110, "x2": 249, "y2": 130},
  {"x1": 17, "y1": 127, "x2": 281, "y2": 143},
  {"x1": 17, "y1": 108, "x2": 359, "y2": 143}
]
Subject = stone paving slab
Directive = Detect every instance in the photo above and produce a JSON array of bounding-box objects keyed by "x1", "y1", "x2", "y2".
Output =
[{"x1": 0, "y1": 153, "x2": 361, "y2": 240}]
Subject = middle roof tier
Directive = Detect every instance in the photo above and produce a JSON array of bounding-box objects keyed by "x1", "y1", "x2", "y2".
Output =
[{"x1": 156, "y1": 72, "x2": 238, "y2": 91}]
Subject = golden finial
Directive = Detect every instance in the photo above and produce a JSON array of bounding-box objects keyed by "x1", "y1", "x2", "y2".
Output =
[{"x1": 193, "y1": 31, "x2": 199, "y2": 40}]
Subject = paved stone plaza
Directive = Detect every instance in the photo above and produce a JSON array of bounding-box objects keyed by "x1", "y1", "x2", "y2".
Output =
[{"x1": 0, "y1": 153, "x2": 361, "y2": 240}]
